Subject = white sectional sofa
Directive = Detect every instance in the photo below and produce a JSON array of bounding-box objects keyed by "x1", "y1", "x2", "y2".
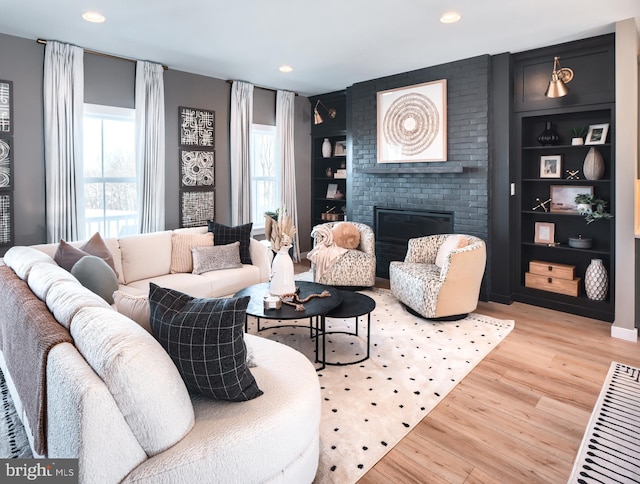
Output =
[
  {"x1": 0, "y1": 227, "x2": 321, "y2": 483},
  {"x1": 32, "y1": 226, "x2": 272, "y2": 299}
]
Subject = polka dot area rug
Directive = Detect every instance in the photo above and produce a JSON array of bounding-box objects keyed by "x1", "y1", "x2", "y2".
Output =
[{"x1": 246, "y1": 274, "x2": 515, "y2": 484}]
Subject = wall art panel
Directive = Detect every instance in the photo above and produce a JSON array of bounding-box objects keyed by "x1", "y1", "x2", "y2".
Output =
[
  {"x1": 180, "y1": 149, "x2": 215, "y2": 187},
  {"x1": 0, "y1": 137, "x2": 11, "y2": 190},
  {"x1": 179, "y1": 106, "x2": 215, "y2": 147},
  {"x1": 0, "y1": 192, "x2": 12, "y2": 246},
  {"x1": 377, "y1": 79, "x2": 447, "y2": 163},
  {"x1": 180, "y1": 190, "x2": 215, "y2": 228},
  {"x1": 0, "y1": 80, "x2": 12, "y2": 135}
]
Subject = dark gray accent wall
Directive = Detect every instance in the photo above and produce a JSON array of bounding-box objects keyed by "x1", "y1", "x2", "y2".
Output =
[
  {"x1": 163, "y1": 70, "x2": 231, "y2": 228},
  {"x1": 294, "y1": 97, "x2": 312, "y2": 254},
  {"x1": 347, "y1": 55, "x2": 491, "y2": 296},
  {"x1": 0, "y1": 32, "x2": 312, "y2": 255},
  {"x1": 0, "y1": 33, "x2": 46, "y2": 252},
  {"x1": 84, "y1": 54, "x2": 135, "y2": 108}
]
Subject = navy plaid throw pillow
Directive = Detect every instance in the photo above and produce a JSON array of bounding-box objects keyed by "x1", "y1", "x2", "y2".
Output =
[
  {"x1": 148, "y1": 283, "x2": 262, "y2": 402},
  {"x1": 207, "y1": 221, "x2": 253, "y2": 265}
]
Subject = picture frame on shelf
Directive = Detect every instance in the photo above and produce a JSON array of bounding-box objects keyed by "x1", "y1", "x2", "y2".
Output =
[
  {"x1": 334, "y1": 140, "x2": 346, "y2": 156},
  {"x1": 534, "y1": 222, "x2": 555, "y2": 245},
  {"x1": 550, "y1": 185, "x2": 593, "y2": 213},
  {"x1": 585, "y1": 123, "x2": 609, "y2": 145},
  {"x1": 540, "y1": 155, "x2": 562, "y2": 179},
  {"x1": 326, "y1": 183, "x2": 338, "y2": 199}
]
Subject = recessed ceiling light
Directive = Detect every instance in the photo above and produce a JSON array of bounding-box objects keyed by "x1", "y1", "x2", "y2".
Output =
[
  {"x1": 279, "y1": 65, "x2": 294, "y2": 73},
  {"x1": 440, "y1": 11, "x2": 461, "y2": 24},
  {"x1": 82, "y1": 11, "x2": 106, "y2": 23}
]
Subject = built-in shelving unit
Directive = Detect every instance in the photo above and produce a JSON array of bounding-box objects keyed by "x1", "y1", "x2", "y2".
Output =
[
  {"x1": 309, "y1": 91, "x2": 348, "y2": 226},
  {"x1": 515, "y1": 106, "x2": 615, "y2": 321}
]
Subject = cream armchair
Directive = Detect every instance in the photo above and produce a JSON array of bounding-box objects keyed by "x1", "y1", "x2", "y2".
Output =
[
  {"x1": 389, "y1": 234, "x2": 486, "y2": 319},
  {"x1": 310, "y1": 222, "x2": 376, "y2": 288}
]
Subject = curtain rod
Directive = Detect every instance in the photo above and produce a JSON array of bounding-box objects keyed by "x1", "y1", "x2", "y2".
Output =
[
  {"x1": 226, "y1": 79, "x2": 298, "y2": 96},
  {"x1": 36, "y1": 39, "x2": 169, "y2": 71}
]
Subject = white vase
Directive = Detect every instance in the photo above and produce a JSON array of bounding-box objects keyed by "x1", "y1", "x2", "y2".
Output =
[
  {"x1": 269, "y1": 245, "x2": 296, "y2": 295},
  {"x1": 585, "y1": 258, "x2": 608, "y2": 301},
  {"x1": 322, "y1": 138, "x2": 332, "y2": 158},
  {"x1": 583, "y1": 147, "x2": 604, "y2": 180},
  {"x1": 571, "y1": 138, "x2": 584, "y2": 146}
]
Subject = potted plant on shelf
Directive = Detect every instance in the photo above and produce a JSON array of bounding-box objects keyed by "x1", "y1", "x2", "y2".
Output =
[
  {"x1": 571, "y1": 126, "x2": 587, "y2": 145},
  {"x1": 574, "y1": 193, "x2": 613, "y2": 224}
]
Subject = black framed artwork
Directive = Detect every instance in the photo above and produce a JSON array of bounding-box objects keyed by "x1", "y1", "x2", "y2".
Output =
[
  {"x1": 180, "y1": 149, "x2": 215, "y2": 188},
  {"x1": 179, "y1": 106, "x2": 215, "y2": 147},
  {"x1": 0, "y1": 80, "x2": 12, "y2": 135},
  {"x1": 0, "y1": 136, "x2": 11, "y2": 190},
  {"x1": 0, "y1": 192, "x2": 13, "y2": 246},
  {"x1": 180, "y1": 190, "x2": 215, "y2": 228}
]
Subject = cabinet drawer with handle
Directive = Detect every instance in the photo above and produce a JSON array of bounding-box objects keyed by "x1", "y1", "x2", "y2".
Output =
[
  {"x1": 525, "y1": 272, "x2": 580, "y2": 297},
  {"x1": 529, "y1": 260, "x2": 575, "y2": 281}
]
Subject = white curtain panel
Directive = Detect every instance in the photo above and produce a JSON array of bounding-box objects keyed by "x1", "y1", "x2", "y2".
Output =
[
  {"x1": 43, "y1": 41, "x2": 85, "y2": 243},
  {"x1": 230, "y1": 81, "x2": 254, "y2": 225},
  {"x1": 135, "y1": 61, "x2": 166, "y2": 233},
  {"x1": 276, "y1": 90, "x2": 300, "y2": 262}
]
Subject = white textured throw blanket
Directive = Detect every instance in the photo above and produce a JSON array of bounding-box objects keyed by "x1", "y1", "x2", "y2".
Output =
[{"x1": 307, "y1": 225, "x2": 347, "y2": 282}]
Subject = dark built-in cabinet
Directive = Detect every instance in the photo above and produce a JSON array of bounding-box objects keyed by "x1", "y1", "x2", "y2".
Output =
[
  {"x1": 309, "y1": 91, "x2": 348, "y2": 227},
  {"x1": 512, "y1": 34, "x2": 616, "y2": 322},
  {"x1": 516, "y1": 107, "x2": 615, "y2": 321}
]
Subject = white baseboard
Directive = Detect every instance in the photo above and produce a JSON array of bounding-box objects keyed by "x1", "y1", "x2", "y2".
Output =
[{"x1": 610, "y1": 324, "x2": 639, "y2": 342}]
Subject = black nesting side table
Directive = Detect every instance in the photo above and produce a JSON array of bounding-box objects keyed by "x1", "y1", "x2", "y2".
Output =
[{"x1": 321, "y1": 290, "x2": 376, "y2": 366}]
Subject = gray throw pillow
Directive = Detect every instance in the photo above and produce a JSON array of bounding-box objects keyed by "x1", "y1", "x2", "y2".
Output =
[
  {"x1": 71, "y1": 255, "x2": 119, "y2": 304},
  {"x1": 54, "y1": 232, "x2": 118, "y2": 277},
  {"x1": 148, "y1": 283, "x2": 262, "y2": 402},
  {"x1": 191, "y1": 241, "x2": 242, "y2": 274}
]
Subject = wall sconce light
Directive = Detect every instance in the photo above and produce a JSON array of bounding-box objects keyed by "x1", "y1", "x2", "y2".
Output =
[
  {"x1": 313, "y1": 100, "x2": 337, "y2": 125},
  {"x1": 545, "y1": 56, "x2": 574, "y2": 98}
]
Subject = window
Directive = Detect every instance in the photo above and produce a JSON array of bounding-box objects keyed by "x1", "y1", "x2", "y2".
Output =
[
  {"x1": 83, "y1": 104, "x2": 138, "y2": 238},
  {"x1": 250, "y1": 124, "x2": 279, "y2": 232}
]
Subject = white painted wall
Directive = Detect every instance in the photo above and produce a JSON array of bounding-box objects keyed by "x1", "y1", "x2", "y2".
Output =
[{"x1": 613, "y1": 18, "x2": 639, "y2": 341}]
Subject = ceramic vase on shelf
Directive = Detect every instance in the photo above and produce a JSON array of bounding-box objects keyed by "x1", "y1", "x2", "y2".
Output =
[
  {"x1": 537, "y1": 121, "x2": 559, "y2": 146},
  {"x1": 585, "y1": 258, "x2": 608, "y2": 301},
  {"x1": 583, "y1": 147, "x2": 604, "y2": 180},
  {"x1": 269, "y1": 245, "x2": 296, "y2": 296},
  {"x1": 322, "y1": 138, "x2": 332, "y2": 158}
]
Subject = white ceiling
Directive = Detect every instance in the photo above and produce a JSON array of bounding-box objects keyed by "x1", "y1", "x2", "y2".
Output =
[{"x1": 1, "y1": 1, "x2": 639, "y2": 97}]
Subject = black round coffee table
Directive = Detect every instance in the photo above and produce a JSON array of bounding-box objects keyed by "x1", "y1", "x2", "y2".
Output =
[
  {"x1": 236, "y1": 281, "x2": 342, "y2": 321},
  {"x1": 322, "y1": 290, "x2": 376, "y2": 366},
  {"x1": 235, "y1": 281, "x2": 343, "y2": 370}
]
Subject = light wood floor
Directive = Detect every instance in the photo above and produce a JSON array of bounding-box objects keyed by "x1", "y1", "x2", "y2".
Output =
[{"x1": 295, "y1": 262, "x2": 640, "y2": 483}]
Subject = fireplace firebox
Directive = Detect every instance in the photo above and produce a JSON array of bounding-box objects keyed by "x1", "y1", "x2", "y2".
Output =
[{"x1": 374, "y1": 207, "x2": 453, "y2": 279}]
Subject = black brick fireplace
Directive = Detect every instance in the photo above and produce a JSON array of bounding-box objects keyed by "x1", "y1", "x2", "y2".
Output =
[
  {"x1": 346, "y1": 54, "x2": 490, "y2": 286},
  {"x1": 374, "y1": 207, "x2": 453, "y2": 279}
]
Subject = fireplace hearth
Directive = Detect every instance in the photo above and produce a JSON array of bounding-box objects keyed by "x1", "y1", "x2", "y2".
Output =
[{"x1": 374, "y1": 207, "x2": 453, "y2": 279}]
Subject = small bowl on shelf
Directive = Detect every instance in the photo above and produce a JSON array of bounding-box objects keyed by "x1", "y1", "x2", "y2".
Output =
[{"x1": 568, "y1": 236, "x2": 592, "y2": 249}]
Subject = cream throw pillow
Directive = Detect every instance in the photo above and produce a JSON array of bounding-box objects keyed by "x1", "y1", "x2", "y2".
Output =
[
  {"x1": 435, "y1": 235, "x2": 469, "y2": 268},
  {"x1": 114, "y1": 290, "x2": 151, "y2": 333},
  {"x1": 170, "y1": 232, "x2": 213, "y2": 273}
]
